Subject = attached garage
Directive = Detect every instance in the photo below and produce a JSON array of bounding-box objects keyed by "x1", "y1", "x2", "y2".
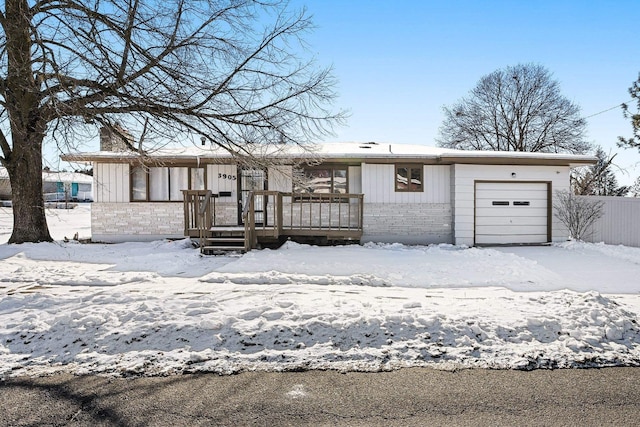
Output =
[{"x1": 475, "y1": 181, "x2": 550, "y2": 245}]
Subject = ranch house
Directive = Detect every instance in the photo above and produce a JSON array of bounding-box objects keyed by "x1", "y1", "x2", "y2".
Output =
[{"x1": 62, "y1": 138, "x2": 595, "y2": 253}]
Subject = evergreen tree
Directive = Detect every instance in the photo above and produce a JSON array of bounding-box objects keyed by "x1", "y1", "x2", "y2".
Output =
[
  {"x1": 571, "y1": 147, "x2": 628, "y2": 196},
  {"x1": 628, "y1": 176, "x2": 640, "y2": 198}
]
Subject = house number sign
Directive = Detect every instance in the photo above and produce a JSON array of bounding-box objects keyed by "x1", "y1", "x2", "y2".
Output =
[{"x1": 218, "y1": 173, "x2": 237, "y2": 180}]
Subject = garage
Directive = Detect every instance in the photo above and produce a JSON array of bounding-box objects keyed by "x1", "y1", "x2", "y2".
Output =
[{"x1": 475, "y1": 182, "x2": 550, "y2": 245}]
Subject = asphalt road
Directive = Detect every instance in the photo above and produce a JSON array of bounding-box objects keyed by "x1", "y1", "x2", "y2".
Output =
[{"x1": 2, "y1": 367, "x2": 640, "y2": 426}]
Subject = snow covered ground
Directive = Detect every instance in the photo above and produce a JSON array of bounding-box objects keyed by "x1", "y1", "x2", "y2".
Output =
[{"x1": 1, "y1": 204, "x2": 640, "y2": 378}]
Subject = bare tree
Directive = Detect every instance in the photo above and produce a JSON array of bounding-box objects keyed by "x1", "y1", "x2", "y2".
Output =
[
  {"x1": 553, "y1": 190, "x2": 604, "y2": 241},
  {"x1": 571, "y1": 147, "x2": 628, "y2": 196},
  {"x1": 438, "y1": 64, "x2": 590, "y2": 154},
  {"x1": 619, "y1": 72, "x2": 640, "y2": 150},
  {"x1": 0, "y1": 0, "x2": 345, "y2": 243}
]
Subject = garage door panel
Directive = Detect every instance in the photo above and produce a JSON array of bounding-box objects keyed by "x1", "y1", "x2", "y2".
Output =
[
  {"x1": 475, "y1": 207, "x2": 548, "y2": 217},
  {"x1": 475, "y1": 182, "x2": 548, "y2": 245},
  {"x1": 475, "y1": 216, "x2": 547, "y2": 226},
  {"x1": 476, "y1": 189, "x2": 548, "y2": 200},
  {"x1": 475, "y1": 182, "x2": 547, "y2": 191},
  {"x1": 475, "y1": 234, "x2": 548, "y2": 245},
  {"x1": 475, "y1": 199, "x2": 547, "y2": 209},
  {"x1": 476, "y1": 225, "x2": 549, "y2": 235}
]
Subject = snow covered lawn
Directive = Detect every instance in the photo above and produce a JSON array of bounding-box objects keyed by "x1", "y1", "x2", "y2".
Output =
[{"x1": 1, "y1": 205, "x2": 640, "y2": 377}]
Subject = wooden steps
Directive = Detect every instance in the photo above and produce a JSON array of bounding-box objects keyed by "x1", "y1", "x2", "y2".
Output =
[{"x1": 200, "y1": 227, "x2": 247, "y2": 255}]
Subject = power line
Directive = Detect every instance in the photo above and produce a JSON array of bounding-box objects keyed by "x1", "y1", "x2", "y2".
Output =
[{"x1": 584, "y1": 100, "x2": 634, "y2": 120}]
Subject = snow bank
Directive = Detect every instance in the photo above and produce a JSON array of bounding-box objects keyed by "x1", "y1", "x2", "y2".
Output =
[
  {"x1": 1, "y1": 283, "x2": 639, "y2": 377},
  {"x1": 2, "y1": 206, "x2": 640, "y2": 377}
]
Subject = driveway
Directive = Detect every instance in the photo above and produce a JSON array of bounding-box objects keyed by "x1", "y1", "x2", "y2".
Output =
[{"x1": 494, "y1": 243, "x2": 640, "y2": 293}]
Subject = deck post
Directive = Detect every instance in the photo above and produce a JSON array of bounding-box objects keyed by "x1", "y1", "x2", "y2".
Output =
[{"x1": 277, "y1": 193, "x2": 284, "y2": 235}]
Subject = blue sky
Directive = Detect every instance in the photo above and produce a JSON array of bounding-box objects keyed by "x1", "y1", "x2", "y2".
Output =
[
  {"x1": 293, "y1": 0, "x2": 640, "y2": 184},
  {"x1": 45, "y1": 1, "x2": 640, "y2": 185}
]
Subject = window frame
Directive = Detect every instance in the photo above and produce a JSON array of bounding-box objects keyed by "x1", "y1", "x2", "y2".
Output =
[
  {"x1": 293, "y1": 164, "x2": 349, "y2": 195},
  {"x1": 130, "y1": 165, "x2": 150, "y2": 202},
  {"x1": 130, "y1": 165, "x2": 206, "y2": 202},
  {"x1": 394, "y1": 164, "x2": 424, "y2": 193}
]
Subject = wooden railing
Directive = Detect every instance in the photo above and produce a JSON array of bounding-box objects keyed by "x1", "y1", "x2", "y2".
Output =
[
  {"x1": 245, "y1": 191, "x2": 363, "y2": 238},
  {"x1": 184, "y1": 189, "x2": 364, "y2": 252},
  {"x1": 182, "y1": 190, "x2": 214, "y2": 249},
  {"x1": 242, "y1": 191, "x2": 257, "y2": 251},
  {"x1": 282, "y1": 192, "x2": 364, "y2": 233}
]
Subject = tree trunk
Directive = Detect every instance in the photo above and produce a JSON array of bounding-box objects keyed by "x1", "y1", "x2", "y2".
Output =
[
  {"x1": 4, "y1": 0, "x2": 52, "y2": 243},
  {"x1": 6, "y1": 135, "x2": 52, "y2": 244}
]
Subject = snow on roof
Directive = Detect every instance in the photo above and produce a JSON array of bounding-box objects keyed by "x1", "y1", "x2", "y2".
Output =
[
  {"x1": 42, "y1": 171, "x2": 93, "y2": 184},
  {"x1": 61, "y1": 141, "x2": 597, "y2": 165},
  {"x1": 1, "y1": 167, "x2": 92, "y2": 184}
]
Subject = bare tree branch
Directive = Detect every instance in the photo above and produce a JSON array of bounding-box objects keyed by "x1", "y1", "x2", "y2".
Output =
[
  {"x1": 554, "y1": 190, "x2": 604, "y2": 240},
  {"x1": 0, "y1": 0, "x2": 346, "y2": 243},
  {"x1": 438, "y1": 64, "x2": 590, "y2": 154}
]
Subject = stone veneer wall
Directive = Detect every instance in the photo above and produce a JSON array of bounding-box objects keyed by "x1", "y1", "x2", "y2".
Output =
[
  {"x1": 92, "y1": 202, "x2": 241, "y2": 242},
  {"x1": 211, "y1": 203, "x2": 239, "y2": 226},
  {"x1": 362, "y1": 203, "x2": 453, "y2": 245},
  {"x1": 91, "y1": 201, "x2": 453, "y2": 245},
  {"x1": 91, "y1": 202, "x2": 185, "y2": 243}
]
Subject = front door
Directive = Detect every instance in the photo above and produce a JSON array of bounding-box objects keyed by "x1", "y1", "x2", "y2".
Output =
[{"x1": 238, "y1": 168, "x2": 267, "y2": 225}]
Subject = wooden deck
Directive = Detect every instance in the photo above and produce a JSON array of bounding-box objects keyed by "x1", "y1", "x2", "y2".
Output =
[{"x1": 183, "y1": 190, "x2": 364, "y2": 253}]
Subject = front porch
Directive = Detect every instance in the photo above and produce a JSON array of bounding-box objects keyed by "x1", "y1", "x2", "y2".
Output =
[{"x1": 183, "y1": 190, "x2": 364, "y2": 254}]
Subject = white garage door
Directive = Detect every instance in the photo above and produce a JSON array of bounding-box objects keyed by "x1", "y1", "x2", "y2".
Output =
[{"x1": 475, "y1": 182, "x2": 549, "y2": 245}]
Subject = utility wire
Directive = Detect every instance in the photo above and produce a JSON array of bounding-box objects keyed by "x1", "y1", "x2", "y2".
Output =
[{"x1": 584, "y1": 100, "x2": 634, "y2": 119}]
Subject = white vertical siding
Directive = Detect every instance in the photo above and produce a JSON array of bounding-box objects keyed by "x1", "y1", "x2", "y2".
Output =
[
  {"x1": 207, "y1": 164, "x2": 237, "y2": 196},
  {"x1": 94, "y1": 163, "x2": 129, "y2": 203},
  {"x1": 452, "y1": 164, "x2": 571, "y2": 246},
  {"x1": 268, "y1": 166, "x2": 293, "y2": 192},
  {"x1": 348, "y1": 166, "x2": 362, "y2": 193},
  {"x1": 361, "y1": 163, "x2": 450, "y2": 203},
  {"x1": 578, "y1": 196, "x2": 640, "y2": 247}
]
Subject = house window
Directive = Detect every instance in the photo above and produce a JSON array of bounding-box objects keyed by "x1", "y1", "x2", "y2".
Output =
[
  {"x1": 395, "y1": 165, "x2": 423, "y2": 192},
  {"x1": 294, "y1": 166, "x2": 348, "y2": 194},
  {"x1": 131, "y1": 166, "x2": 148, "y2": 201},
  {"x1": 131, "y1": 166, "x2": 204, "y2": 201},
  {"x1": 191, "y1": 168, "x2": 205, "y2": 190}
]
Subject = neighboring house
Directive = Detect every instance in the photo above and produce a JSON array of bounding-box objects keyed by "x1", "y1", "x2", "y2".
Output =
[
  {"x1": 0, "y1": 166, "x2": 93, "y2": 202},
  {"x1": 0, "y1": 167, "x2": 10, "y2": 200},
  {"x1": 42, "y1": 170, "x2": 94, "y2": 202},
  {"x1": 62, "y1": 141, "x2": 595, "y2": 251}
]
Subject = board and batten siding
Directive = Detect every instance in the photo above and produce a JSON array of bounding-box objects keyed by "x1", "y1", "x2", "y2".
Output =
[
  {"x1": 452, "y1": 164, "x2": 571, "y2": 246},
  {"x1": 206, "y1": 164, "x2": 237, "y2": 196},
  {"x1": 348, "y1": 166, "x2": 362, "y2": 194},
  {"x1": 94, "y1": 163, "x2": 129, "y2": 203},
  {"x1": 361, "y1": 164, "x2": 452, "y2": 244},
  {"x1": 268, "y1": 166, "x2": 293, "y2": 192},
  {"x1": 361, "y1": 164, "x2": 450, "y2": 204}
]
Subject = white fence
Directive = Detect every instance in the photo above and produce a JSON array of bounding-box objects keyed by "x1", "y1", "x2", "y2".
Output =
[
  {"x1": 577, "y1": 195, "x2": 640, "y2": 247},
  {"x1": 43, "y1": 191, "x2": 93, "y2": 202}
]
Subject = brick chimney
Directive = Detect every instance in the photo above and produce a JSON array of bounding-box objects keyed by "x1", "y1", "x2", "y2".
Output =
[{"x1": 100, "y1": 124, "x2": 134, "y2": 151}]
